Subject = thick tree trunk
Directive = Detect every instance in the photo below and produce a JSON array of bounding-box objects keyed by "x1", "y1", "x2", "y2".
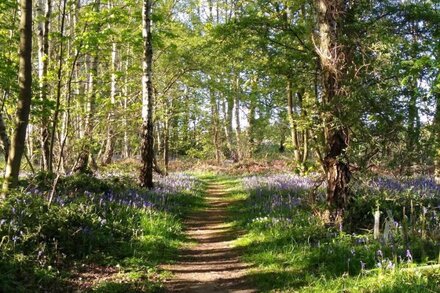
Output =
[
  {"x1": 316, "y1": 0, "x2": 351, "y2": 209},
  {"x1": 2, "y1": 0, "x2": 32, "y2": 193},
  {"x1": 139, "y1": 0, "x2": 155, "y2": 189},
  {"x1": 37, "y1": 0, "x2": 52, "y2": 171}
]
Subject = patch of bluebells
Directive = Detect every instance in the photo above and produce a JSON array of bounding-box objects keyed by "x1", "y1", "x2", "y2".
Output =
[
  {"x1": 369, "y1": 176, "x2": 440, "y2": 199},
  {"x1": 242, "y1": 174, "x2": 314, "y2": 216},
  {"x1": 0, "y1": 172, "x2": 201, "y2": 266},
  {"x1": 25, "y1": 173, "x2": 200, "y2": 213}
]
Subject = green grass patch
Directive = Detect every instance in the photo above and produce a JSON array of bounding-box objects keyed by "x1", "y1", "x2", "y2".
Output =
[
  {"x1": 0, "y1": 172, "x2": 205, "y2": 292},
  {"x1": 227, "y1": 174, "x2": 440, "y2": 292}
]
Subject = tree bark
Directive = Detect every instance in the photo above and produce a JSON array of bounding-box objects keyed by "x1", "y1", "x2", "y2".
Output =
[
  {"x1": 248, "y1": 96, "x2": 256, "y2": 157},
  {"x1": 316, "y1": 0, "x2": 351, "y2": 209},
  {"x1": 102, "y1": 42, "x2": 117, "y2": 165},
  {"x1": 234, "y1": 76, "x2": 241, "y2": 161},
  {"x1": 48, "y1": 0, "x2": 67, "y2": 172},
  {"x1": 210, "y1": 86, "x2": 221, "y2": 164},
  {"x1": 163, "y1": 110, "x2": 170, "y2": 175},
  {"x1": 123, "y1": 47, "x2": 130, "y2": 159},
  {"x1": 287, "y1": 79, "x2": 302, "y2": 162},
  {"x1": 224, "y1": 96, "x2": 235, "y2": 160},
  {"x1": 0, "y1": 109, "x2": 10, "y2": 162},
  {"x1": 37, "y1": 0, "x2": 52, "y2": 171},
  {"x1": 2, "y1": 0, "x2": 32, "y2": 193},
  {"x1": 434, "y1": 93, "x2": 440, "y2": 184},
  {"x1": 74, "y1": 0, "x2": 99, "y2": 173},
  {"x1": 139, "y1": 0, "x2": 155, "y2": 189}
]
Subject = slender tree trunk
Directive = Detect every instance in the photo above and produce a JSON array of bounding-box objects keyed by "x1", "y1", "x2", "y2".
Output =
[
  {"x1": 123, "y1": 48, "x2": 130, "y2": 159},
  {"x1": 139, "y1": 0, "x2": 155, "y2": 189},
  {"x1": 163, "y1": 114, "x2": 170, "y2": 175},
  {"x1": 434, "y1": 93, "x2": 440, "y2": 184},
  {"x1": 2, "y1": 0, "x2": 32, "y2": 193},
  {"x1": 234, "y1": 76, "x2": 241, "y2": 161},
  {"x1": 407, "y1": 90, "x2": 419, "y2": 170},
  {"x1": 37, "y1": 0, "x2": 52, "y2": 171},
  {"x1": 123, "y1": 95, "x2": 130, "y2": 158},
  {"x1": 224, "y1": 96, "x2": 235, "y2": 160},
  {"x1": 297, "y1": 90, "x2": 309, "y2": 163},
  {"x1": 48, "y1": 0, "x2": 67, "y2": 172},
  {"x1": 316, "y1": 0, "x2": 351, "y2": 210},
  {"x1": 0, "y1": 112, "x2": 10, "y2": 162},
  {"x1": 102, "y1": 42, "x2": 117, "y2": 165},
  {"x1": 74, "y1": 0, "x2": 99, "y2": 173},
  {"x1": 210, "y1": 87, "x2": 221, "y2": 164},
  {"x1": 287, "y1": 79, "x2": 302, "y2": 162},
  {"x1": 248, "y1": 96, "x2": 256, "y2": 157}
]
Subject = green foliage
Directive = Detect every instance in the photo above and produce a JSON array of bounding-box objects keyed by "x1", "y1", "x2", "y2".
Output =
[
  {"x1": 0, "y1": 172, "x2": 203, "y2": 291},
  {"x1": 229, "y1": 174, "x2": 440, "y2": 292}
]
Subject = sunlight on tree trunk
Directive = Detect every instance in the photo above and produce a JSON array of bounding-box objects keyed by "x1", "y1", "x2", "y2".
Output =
[
  {"x1": 2, "y1": 0, "x2": 32, "y2": 194},
  {"x1": 316, "y1": 0, "x2": 351, "y2": 210},
  {"x1": 139, "y1": 0, "x2": 154, "y2": 189}
]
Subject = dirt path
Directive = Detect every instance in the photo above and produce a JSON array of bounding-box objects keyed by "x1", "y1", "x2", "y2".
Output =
[{"x1": 161, "y1": 181, "x2": 256, "y2": 293}]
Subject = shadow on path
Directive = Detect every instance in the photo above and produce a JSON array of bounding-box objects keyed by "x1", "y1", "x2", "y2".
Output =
[{"x1": 161, "y1": 181, "x2": 256, "y2": 293}]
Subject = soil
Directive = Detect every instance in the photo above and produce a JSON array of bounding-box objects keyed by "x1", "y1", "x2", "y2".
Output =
[{"x1": 161, "y1": 182, "x2": 257, "y2": 293}]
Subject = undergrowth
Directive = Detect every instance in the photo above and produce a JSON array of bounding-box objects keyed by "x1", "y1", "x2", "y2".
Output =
[
  {"x1": 0, "y1": 171, "x2": 204, "y2": 292},
  {"x1": 229, "y1": 174, "x2": 440, "y2": 292}
]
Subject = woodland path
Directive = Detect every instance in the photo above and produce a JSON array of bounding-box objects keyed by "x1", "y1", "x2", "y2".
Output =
[{"x1": 161, "y1": 180, "x2": 257, "y2": 293}]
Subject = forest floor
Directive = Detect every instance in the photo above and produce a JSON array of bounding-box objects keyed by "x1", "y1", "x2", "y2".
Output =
[{"x1": 161, "y1": 178, "x2": 256, "y2": 293}]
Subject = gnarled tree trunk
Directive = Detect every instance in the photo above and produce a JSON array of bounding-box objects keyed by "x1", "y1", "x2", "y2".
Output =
[{"x1": 316, "y1": 0, "x2": 351, "y2": 210}]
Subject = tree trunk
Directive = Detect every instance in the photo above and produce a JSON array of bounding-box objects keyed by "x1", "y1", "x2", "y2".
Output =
[
  {"x1": 316, "y1": 0, "x2": 351, "y2": 210},
  {"x1": 210, "y1": 87, "x2": 221, "y2": 164},
  {"x1": 287, "y1": 79, "x2": 301, "y2": 162},
  {"x1": 102, "y1": 42, "x2": 117, "y2": 165},
  {"x1": 0, "y1": 110, "x2": 10, "y2": 162},
  {"x1": 224, "y1": 96, "x2": 235, "y2": 160},
  {"x1": 139, "y1": 0, "x2": 155, "y2": 189},
  {"x1": 248, "y1": 96, "x2": 256, "y2": 157},
  {"x1": 297, "y1": 90, "x2": 309, "y2": 163},
  {"x1": 234, "y1": 76, "x2": 241, "y2": 162},
  {"x1": 163, "y1": 114, "x2": 170, "y2": 175},
  {"x1": 48, "y1": 0, "x2": 67, "y2": 173},
  {"x1": 123, "y1": 48, "x2": 130, "y2": 159},
  {"x1": 434, "y1": 93, "x2": 440, "y2": 184},
  {"x1": 37, "y1": 0, "x2": 52, "y2": 171},
  {"x1": 74, "y1": 0, "x2": 99, "y2": 173},
  {"x1": 2, "y1": 0, "x2": 32, "y2": 193}
]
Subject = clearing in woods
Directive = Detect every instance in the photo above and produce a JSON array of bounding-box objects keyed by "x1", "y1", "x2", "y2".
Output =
[{"x1": 161, "y1": 178, "x2": 256, "y2": 292}]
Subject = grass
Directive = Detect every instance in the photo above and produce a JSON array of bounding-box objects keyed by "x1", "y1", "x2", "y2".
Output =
[
  {"x1": 0, "y1": 171, "x2": 205, "y2": 292},
  {"x1": 224, "y1": 173, "x2": 440, "y2": 292}
]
